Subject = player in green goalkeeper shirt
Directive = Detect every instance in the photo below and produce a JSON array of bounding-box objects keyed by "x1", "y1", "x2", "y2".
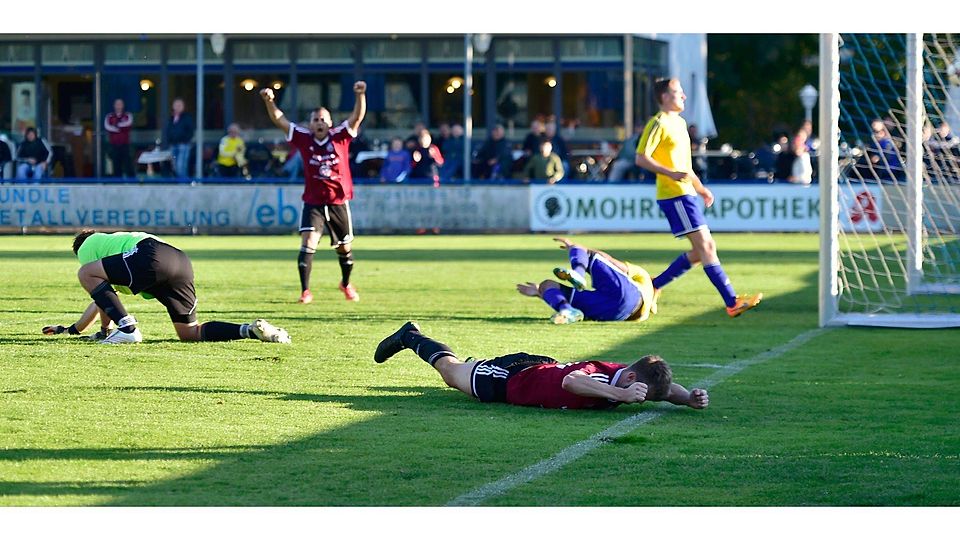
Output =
[{"x1": 48, "y1": 229, "x2": 292, "y2": 345}]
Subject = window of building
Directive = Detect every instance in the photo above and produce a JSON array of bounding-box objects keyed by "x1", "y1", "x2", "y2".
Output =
[
  {"x1": 0, "y1": 78, "x2": 36, "y2": 138},
  {"x1": 104, "y1": 42, "x2": 162, "y2": 65},
  {"x1": 561, "y1": 70, "x2": 624, "y2": 129},
  {"x1": 296, "y1": 74, "x2": 351, "y2": 126},
  {"x1": 41, "y1": 44, "x2": 94, "y2": 66},
  {"x1": 559, "y1": 38, "x2": 622, "y2": 62},
  {"x1": 298, "y1": 41, "x2": 354, "y2": 64},
  {"x1": 233, "y1": 41, "x2": 290, "y2": 64},
  {"x1": 233, "y1": 74, "x2": 289, "y2": 129},
  {"x1": 167, "y1": 41, "x2": 223, "y2": 65},
  {"x1": 361, "y1": 39, "x2": 422, "y2": 64},
  {"x1": 494, "y1": 39, "x2": 553, "y2": 63},
  {"x1": 495, "y1": 72, "x2": 554, "y2": 130},
  {"x1": 0, "y1": 44, "x2": 34, "y2": 66},
  {"x1": 166, "y1": 74, "x2": 226, "y2": 134},
  {"x1": 361, "y1": 72, "x2": 422, "y2": 130},
  {"x1": 429, "y1": 72, "x2": 484, "y2": 127}
]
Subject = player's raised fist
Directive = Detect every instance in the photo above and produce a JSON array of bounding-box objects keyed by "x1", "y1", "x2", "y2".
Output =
[
  {"x1": 353, "y1": 81, "x2": 367, "y2": 94},
  {"x1": 260, "y1": 88, "x2": 275, "y2": 102}
]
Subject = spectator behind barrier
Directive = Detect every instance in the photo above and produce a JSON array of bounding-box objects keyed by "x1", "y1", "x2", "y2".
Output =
[
  {"x1": 523, "y1": 138, "x2": 564, "y2": 184},
  {"x1": 474, "y1": 124, "x2": 513, "y2": 180},
  {"x1": 15, "y1": 127, "x2": 52, "y2": 180},
  {"x1": 439, "y1": 123, "x2": 464, "y2": 182},
  {"x1": 410, "y1": 129, "x2": 444, "y2": 186},
  {"x1": 381, "y1": 137, "x2": 411, "y2": 183},
  {"x1": 104, "y1": 98, "x2": 134, "y2": 178},
  {"x1": 216, "y1": 123, "x2": 248, "y2": 178},
  {"x1": 165, "y1": 98, "x2": 195, "y2": 178}
]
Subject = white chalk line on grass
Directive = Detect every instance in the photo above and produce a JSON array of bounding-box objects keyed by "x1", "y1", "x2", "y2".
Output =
[{"x1": 446, "y1": 327, "x2": 828, "y2": 506}]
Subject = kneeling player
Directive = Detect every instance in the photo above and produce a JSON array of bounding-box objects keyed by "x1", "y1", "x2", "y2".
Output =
[
  {"x1": 67, "y1": 229, "x2": 291, "y2": 345},
  {"x1": 374, "y1": 322, "x2": 709, "y2": 410},
  {"x1": 516, "y1": 237, "x2": 657, "y2": 325}
]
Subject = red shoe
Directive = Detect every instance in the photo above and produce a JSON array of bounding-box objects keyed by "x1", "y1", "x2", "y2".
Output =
[
  {"x1": 339, "y1": 282, "x2": 360, "y2": 302},
  {"x1": 298, "y1": 289, "x2": 313, "y2": 304}
]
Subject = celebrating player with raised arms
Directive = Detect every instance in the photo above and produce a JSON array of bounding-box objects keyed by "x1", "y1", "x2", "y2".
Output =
[
  {"x1": 374, "y1": 322, "x2": 709, "y2": 411},
  {"x1": 635, "y1": 77, "x2": 762, "y2": 318},
  {"x1": 260, "y1": 80, "x2": 367, "y2": 304}
]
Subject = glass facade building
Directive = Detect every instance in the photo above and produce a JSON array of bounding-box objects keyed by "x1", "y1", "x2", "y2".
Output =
[{"x1": 0, "y1": 34, "x2": 668, "y2": 178}]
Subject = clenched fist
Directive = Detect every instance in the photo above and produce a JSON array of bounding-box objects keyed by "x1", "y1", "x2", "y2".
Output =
[
  {"x1": 353, "y1": 81, "x2": 367, "y2": 94},
  {"x1": 260, "y1": 88, "x2": 275, "y2": 102},
  {"x1": 688, "y1": 388, "x2": 709, "y2": 409},
  {"x1": 620, "y1": 382, "x2": 648, "y2": 404}
]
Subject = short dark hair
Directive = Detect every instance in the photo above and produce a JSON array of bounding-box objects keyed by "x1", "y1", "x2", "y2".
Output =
[
  {"x1": 653, "y1": 78, "x2": 677, "y2": 105},
  {"x1": 624, "y1": 355, "x2": 673, "y2": 400},
  {"x1": 73, "y1": 229, "x2": 96, "y2": 255}
]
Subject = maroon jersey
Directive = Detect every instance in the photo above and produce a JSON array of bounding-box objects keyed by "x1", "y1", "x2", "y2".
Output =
[
  {"x1": 104, "y1": 112, "x2": 133, "y2": 145},
  {"x1": 506, "y1": 361, "x2": 626, "y2": 409},
  {"x1": 287, "y1": 121, "x2": 356, "y2": 205}
]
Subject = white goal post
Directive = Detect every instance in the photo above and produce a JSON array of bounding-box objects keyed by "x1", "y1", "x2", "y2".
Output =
[{"x1": 819, "y1": 33, "x2": 960, "y2": 328}]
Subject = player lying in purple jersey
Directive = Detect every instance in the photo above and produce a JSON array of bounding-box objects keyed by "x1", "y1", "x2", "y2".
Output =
[
  {"x1": 516, "y1": 237, "x2": 657, "y2": 325},
  {"x1": 374, "y1": 322, "x2": 709, "y2": 410}
]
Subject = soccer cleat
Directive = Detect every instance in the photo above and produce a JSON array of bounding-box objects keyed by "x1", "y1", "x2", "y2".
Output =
[
  {"x1": 298, "y1": 289, "x2": 313, "y2": 304},
  {"x1": 339, "y1": 282, "x2": 360, "y2": 302},
  {"x1": 374, "y1": 321, "x2": 421, "y2": 363},
  {"x1": 553, "y1": 267, "x2": 587, "y2": 291},
  {"x1": 550, "y1": 307, "x2": 584, "y2": 325},
  {"x1": 100, "y1": 327, "x2": 143, "y2": 345},
  {"x1": 650, "y1": 288, "x2": 661, "y2": 315},
  {"x1": 250, "y1": 319, "x2": 291, "y2": 344},
  {"x1": 726, "y1": 293, "x2": 764, "y2": 318}
]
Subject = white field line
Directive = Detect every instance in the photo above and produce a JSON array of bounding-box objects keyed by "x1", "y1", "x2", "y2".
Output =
[{"x1": 446, "y1": 327, "x2": 828, "y2": 506}]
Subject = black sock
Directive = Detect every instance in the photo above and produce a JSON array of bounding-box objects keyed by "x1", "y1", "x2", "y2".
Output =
[
  {"x1": 338, "y1": 251, "x2": 354, "y2": 286},
  {"x1": 90, "y1": 281, "x2": 135, "y2": 332},
  {"x1": 401, "y1": 330, "x2": 456, "y2": 366},
  {"x1": 200, "y1": 321, "x2": 249, "y2": 341},
  {"x1": 298, "y1": 247, "x2": 315, "y2": 291}
]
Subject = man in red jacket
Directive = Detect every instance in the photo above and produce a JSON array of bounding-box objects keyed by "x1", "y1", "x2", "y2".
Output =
[
  {"x1": 374, "y1": 322, "x2": 710, "y2": 410},
  {"x1": 104, "y1": 98, "x2": 134, "y2": 178}
]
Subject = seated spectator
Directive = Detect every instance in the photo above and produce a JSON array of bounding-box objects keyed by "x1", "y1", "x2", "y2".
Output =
[
  {"x1": 435, "y1": 123, "x2": 451, "y2": 151},
  {"x1": 282, "y1": 148, "x2": 303, "y2": 181},
  {"x1": 930, "y1": 121, "x2": 959, "y2": 156},
  {"x1": 0, "y1": 132, "x2": 13, "y2": 179},
  {"x1": 522, "y1": 118, "x2": 546, "y2": 158},
  {"x1": 544, "y1": 119, "x2": 569, "y2": 179},
  {"x1": 523, "y1": 139, "x2": 564, "y2": 184},
  {"x1": 15, "y1": 127, "x2": 52, "y2": 180},
  {"x1": 474, "y1": 124, "x2": 513, "y2": 180},
  {"x1": 380, "y1": 137, "x2": 411, "y2": 183},
  {"x1": 349, "y1": 128, "x2": 373, "y2": 179},
  {"x1": 216, "y1": 123, "x2": 247, "y2": 178},
  {"x1": 405, "y1": 121, "x2": 426, "y2": 152},
  {"x1": 410, "y1": 129, "x2": 444, "y2": 186},
  {"x1": 439, "y1": 123, "x2": 465, "y2": 182},
  {"x1": 608, "y1": 125, "x2": 643, "y2": 182},
  {"x1": 868, "y1": 118, "x2": 903, "y2": 180}
]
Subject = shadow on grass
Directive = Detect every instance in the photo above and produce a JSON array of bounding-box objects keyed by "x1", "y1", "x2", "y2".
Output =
[{"x1": 2, "y1": 241, "x2": 822, "y2": 505}]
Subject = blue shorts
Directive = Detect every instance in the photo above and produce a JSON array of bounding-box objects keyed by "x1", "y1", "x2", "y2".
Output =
[
  {"x1": 562, "y1": 254, "x2": 641, "y2": 321},
  {"x1": 658, "y1": 195, "x2": 709, "y2": 237}
]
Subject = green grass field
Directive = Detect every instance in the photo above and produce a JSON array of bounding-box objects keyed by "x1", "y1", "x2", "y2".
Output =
[{"x1": 1, "y1": 233, "x2": 958, "y2": 506}]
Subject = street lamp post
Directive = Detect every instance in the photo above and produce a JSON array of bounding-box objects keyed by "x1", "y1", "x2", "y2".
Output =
[{"x1": 799, "y1": 84, "x2": 819, "y2": 123}]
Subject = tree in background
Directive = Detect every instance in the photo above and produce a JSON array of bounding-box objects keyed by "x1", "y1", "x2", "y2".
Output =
[{"x1": 707, "y1": 34, "x2": 819, "y2": 150}]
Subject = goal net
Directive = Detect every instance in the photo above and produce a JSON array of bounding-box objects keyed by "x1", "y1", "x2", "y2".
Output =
[{"x1": 820, "y1": 33, "x2": 960, "y2": 327}]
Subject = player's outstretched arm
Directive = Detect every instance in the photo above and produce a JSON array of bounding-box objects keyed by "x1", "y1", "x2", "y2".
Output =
[
  {"x1": 259, "y1": 88, "x2": 291, "y2": 135},
  {"x1": 562, "y1": 370, "x2": 648, "y2": 403},
  {"x1": 42, "y1": 301, "x2": 101, "y2": 336},
  {"x1": 347, "y1": 81, "x2": 367, "y2": 133},
  {"x1": 662, "y1": 382, "x2": 709, "y2": 409}
]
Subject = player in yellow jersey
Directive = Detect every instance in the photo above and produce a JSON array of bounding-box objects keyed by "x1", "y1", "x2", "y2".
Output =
[{"x1": 635, "y1": 78, "x2": 762, "y2": 318}]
